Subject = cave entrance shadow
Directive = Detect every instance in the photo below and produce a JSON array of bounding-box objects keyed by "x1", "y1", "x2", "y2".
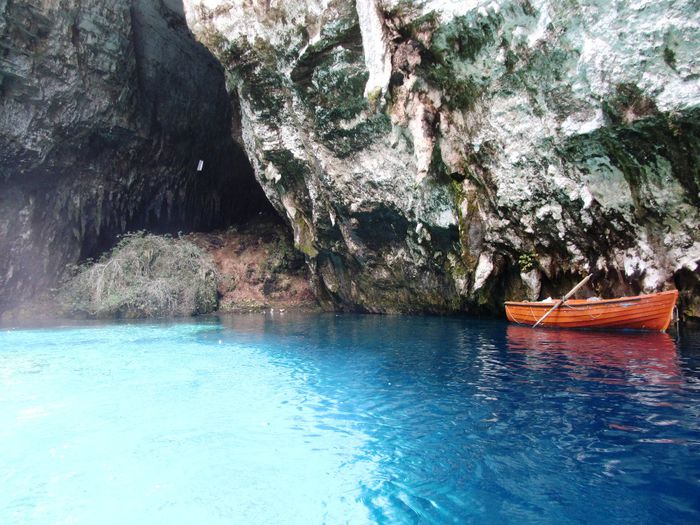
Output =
[
  {"x1": 129, "y1": 0, "x2": 280, "y2": 237},
  {"x1": 162, "y1": 0, "x2": 185, "y2": 17}
]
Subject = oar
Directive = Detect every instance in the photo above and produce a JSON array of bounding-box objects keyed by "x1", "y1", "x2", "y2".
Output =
[{"x1": 533, "y1": 274, "x2": 591, "y2": 328}]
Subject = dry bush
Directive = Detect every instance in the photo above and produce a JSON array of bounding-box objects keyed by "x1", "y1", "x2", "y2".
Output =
[{"x1": 58, "y1": 233, "x2": 219, "y2": 319}]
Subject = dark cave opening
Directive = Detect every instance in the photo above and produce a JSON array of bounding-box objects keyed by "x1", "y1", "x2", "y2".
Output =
[
  {"x1": 0, "y1": 0, "x2": 282, "y2": 316},
  {"x1": 73, "y1": 0, "x2": 282, "y2": 260}
]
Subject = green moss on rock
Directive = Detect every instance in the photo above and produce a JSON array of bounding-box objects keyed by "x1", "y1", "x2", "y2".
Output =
[
  {"x1": 264, "y1": 149, "x2": 309, "y2": 177},
  {"x1": 414, "y1": 9, "x2": 505, "y2": 109},
  {"x1": 562, "y1": 107, "x2": 700, "y2": 222},
  {"x1": 288, "y1": 9, "x2": 391, "y2": 157},
  {"x1": 663, "y1": 46, "x2": 677, "y2": 69},
  {"x1": 263, "y1": 149, "x2": 312, "y2": 193},
  {"x1": 321, "y1": 114, "x2": 392, "y2": 158},
  {"x1": 518, "y1": 252, "x2": 537, "y2": 272},
  {"x1": 293, "y1": 214, "x2": 319, "y2": 257},
  {"x1": 239, "y1": 64, "x2": 288, "y2": 120},
  {"x1": 429, "y1": 140, "x2": 450, "y2": 181}
]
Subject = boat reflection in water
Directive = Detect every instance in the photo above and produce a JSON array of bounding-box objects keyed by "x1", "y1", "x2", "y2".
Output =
[{"x1": 506, "y1": 325, "x2": 681, "y2": 387}]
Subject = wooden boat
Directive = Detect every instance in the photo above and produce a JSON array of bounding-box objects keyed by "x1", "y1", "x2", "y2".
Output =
[{"x1": 505, "y1": 290, "x2": 678, "y2": 331}]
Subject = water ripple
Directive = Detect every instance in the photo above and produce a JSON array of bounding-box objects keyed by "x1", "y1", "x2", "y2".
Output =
[{"x1": 1, "y1": 315, "x2": 699, "y2": 523}]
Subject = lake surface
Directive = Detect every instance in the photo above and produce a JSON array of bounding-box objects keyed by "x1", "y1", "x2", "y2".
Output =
[{"x1": 1, "y1": 314, "x2": 699, "y2": 524}]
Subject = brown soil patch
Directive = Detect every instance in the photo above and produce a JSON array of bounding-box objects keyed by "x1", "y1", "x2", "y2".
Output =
[{"x1": 188, "y1": 218, "x2": 318, "y2": 313}]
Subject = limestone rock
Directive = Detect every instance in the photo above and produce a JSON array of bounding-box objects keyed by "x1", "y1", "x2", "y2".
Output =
[{"x1": 185, "y1": 0, "x2": 700, "y2": 317}]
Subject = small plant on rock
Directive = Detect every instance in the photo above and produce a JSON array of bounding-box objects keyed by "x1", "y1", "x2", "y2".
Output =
[
  {"x1": 367, "y1": 87, "x2": 383, "y2": 113},
  {"x1": 518, "y1": 252, "x2": 537, "y2": 273}
]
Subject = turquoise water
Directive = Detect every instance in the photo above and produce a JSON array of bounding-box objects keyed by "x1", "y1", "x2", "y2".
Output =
[{"x1": 1, "y1": 314, "x2": 699, "y2": 524}]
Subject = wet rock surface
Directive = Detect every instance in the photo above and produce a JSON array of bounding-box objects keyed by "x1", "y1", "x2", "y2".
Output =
[
  {"x1": 0, "y1": 0, "x2": 271, "y2": 315},
  {"x1": 186, "y1": 0, "x2": 700, "y2": 318}
]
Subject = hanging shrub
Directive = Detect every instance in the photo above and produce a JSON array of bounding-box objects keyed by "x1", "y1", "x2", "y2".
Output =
[{"x1": 58, "y1": 233, "x2": 219, "y2": 318}]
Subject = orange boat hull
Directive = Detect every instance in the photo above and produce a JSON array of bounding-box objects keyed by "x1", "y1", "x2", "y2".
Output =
[{"x1": 505, "y1": 290, "x2": 678, "y2": 331}]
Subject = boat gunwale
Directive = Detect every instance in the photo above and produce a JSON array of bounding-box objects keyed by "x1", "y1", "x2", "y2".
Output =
[{"x1": 504, "y1": 290, "x2": 677, "y2": 309}]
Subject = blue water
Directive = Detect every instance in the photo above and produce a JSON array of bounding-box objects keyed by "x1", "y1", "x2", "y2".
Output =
[{"x1": 1, "y1": 314, "x2": 699, "y2": 524}]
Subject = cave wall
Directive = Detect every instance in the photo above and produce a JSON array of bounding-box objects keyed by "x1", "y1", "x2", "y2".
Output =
[
  {"x1": 185, "y1": 0, "x2": 700, "y2": 318},
  {"x1": 0, "y1": 0, "x2": 270, "y2": 314}
]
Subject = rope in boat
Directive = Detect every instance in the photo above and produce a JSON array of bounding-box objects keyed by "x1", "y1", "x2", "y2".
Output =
[
  {"x1": 528, "y1": 306, "x2": 539, "y2": 322},
  {"x1": 584, "y1": 301, "x2": 605, "y2": 321}
]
